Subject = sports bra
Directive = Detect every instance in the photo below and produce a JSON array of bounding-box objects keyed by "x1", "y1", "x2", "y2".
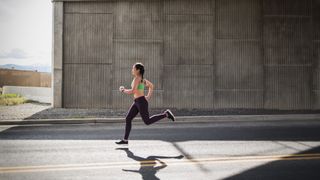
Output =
[{"x1": 137, "y1": 82, "x2": 145, "y2": 90}]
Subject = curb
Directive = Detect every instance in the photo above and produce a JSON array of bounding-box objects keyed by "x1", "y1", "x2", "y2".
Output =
[{"x1": 0, "y1": 114, "x2": 320, "y2": 125}]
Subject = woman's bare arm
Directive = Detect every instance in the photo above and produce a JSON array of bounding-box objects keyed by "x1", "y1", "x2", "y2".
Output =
[
  {"x1": 144, "y1": 79, "x2": 154, "y2": 99},
  {"x1": 123, "y1": 78, "x2": 139, "y2": 95}
]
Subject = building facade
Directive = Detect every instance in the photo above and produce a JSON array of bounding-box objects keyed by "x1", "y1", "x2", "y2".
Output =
[{"x1": 52, "y1": 0, "x2": 320, "y2": 112}]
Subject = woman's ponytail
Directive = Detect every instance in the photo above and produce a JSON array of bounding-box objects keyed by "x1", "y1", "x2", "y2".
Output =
[{"x1": 134, "y1": 62, "x2": 144, "y2": 83}]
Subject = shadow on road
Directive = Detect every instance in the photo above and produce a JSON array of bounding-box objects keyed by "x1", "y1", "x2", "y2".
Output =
[
  {"x1": 223, "y1": 146, "x2": 320, "y2": 180},
  {"x1": 1, "y1": 121, "x2": 320, "y2": 179},
  {"x1": 115, "y1": 147, "x2": 184, "y2": 180}
]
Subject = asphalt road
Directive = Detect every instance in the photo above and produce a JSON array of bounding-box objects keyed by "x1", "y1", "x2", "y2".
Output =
[{"x1": 0, "y1": 119, "x2": 320, "y2": 180}]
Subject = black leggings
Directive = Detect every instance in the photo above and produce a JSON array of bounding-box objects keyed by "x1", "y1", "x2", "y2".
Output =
[{"x1": 124, "y1": 96, "x2": 167, "y2": 140}]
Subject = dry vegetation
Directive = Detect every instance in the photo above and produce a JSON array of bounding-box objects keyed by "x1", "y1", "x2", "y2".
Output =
[{"x1": 0, "y1": 93, "x2": 28, "y2": 106}]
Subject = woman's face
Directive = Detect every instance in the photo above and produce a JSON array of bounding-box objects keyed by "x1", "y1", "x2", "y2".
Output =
[{"x1": 132, "y1": 65, "x2": 138, "y2": 76}]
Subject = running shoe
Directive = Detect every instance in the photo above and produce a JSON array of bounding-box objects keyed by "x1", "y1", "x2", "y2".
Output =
[
  {"x1": 115, "y1": 139, "x2": 128, "y2": 145},
  {"x1": 165, "y1": 109, "x2": 175, "y2": 121}
]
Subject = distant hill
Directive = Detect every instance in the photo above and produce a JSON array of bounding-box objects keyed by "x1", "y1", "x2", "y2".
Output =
[{"x1": 0, "y1": 64, "x2": 51, "y2": 73}]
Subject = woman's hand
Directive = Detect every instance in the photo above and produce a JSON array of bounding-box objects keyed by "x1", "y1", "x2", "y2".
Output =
[
  {"x1": 119, "y1": 86, "x2": 125, "y2": 92},
  {"x1": 145, "y1": 96, "x2": 150, "y2": 101}
]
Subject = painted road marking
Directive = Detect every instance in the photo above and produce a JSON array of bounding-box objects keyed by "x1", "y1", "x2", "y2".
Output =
[{"x1": 1, "y1": 153, "x2": 320, "y2": 173}]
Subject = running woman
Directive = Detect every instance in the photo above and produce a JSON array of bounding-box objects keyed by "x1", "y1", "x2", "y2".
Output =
[{"x1": 115, "y1": 62, "x2": 175, "y2": 145}]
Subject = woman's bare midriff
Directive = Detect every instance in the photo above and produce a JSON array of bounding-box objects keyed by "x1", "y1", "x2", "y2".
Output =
[{"x1": 133, "y1": 93, "x2": 144, "y2": 99}]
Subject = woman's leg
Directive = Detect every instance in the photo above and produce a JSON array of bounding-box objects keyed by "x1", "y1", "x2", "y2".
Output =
[
  {"x1": 124, "y1": 102, "x2": 139, "y2": 140},
  {"x1": 137, "y1": 97, "x2": 167, "y2": 125}
]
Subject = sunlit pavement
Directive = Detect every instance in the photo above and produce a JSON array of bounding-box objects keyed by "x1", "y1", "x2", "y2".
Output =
[{"x1": 0, "y1": 119, "x2": 320, "y2": 180}]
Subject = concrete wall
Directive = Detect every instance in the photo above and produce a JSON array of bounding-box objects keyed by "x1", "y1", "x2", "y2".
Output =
[
  {"x1": 52, "y1": 0, "x2": 320, "y2": 111},
  {"x1": 0, "y1": 69, "x2": 51, "y2": 88},
  {"x1": 314, "y1": 0, "x2": 320, "y2": 109},
  {"x1": 263, "y1": 0, "x2": 313, "y2": 110}
]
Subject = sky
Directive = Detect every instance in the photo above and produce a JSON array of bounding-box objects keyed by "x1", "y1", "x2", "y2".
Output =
[{"x1": 0, "y1": 0, "x2": 52, "y2": 66}]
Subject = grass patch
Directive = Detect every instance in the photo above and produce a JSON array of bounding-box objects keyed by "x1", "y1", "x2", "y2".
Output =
[{"x1": 0, "y1": 93, "x2": 28, "y2": 106}]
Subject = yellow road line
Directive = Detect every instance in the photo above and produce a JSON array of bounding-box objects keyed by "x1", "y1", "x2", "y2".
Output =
[{"x1": 1, "y1": 153, "x2": 320, "y2": 173}]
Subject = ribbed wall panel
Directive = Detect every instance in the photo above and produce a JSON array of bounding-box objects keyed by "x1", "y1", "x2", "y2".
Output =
[
  {"x1": 263, "y1": 0, "x2": 313, "y2": 109},
  {"x1": 164, "y1": 0, "x2": 213, "y2": 15},
  {"x1": 315, "y1": 0, "x2": 320, "y2": 40},
  {"x1": 263, "y1": 0, "x2": 311, "y2": 16},
  {"x1": 313, "y1": 0, "x2": 320, "y2": 109},
  {"x1": 216, "y1": 0, "x2": 261, "y2": 39},
  {"x1": 63, "y1": 2, "x2": 113, "y2": 108},
  {"x1": 163, "y1": 0, "x2": 214, "y2": 109},
  {"x1": 114, "y1": 0, "x2": 163, "y2": 40},
  {"x1": 58, "y1": 0, "x2": 319, "y2": 111},
  {"x1": 112, "y1": 40, "x2": 164, "y2": 109},
  {"x1": 214, "y1": 0, "x2": 263, "y2": 109},
  {"x1": 64, "y1": 1, "x2": 113, "y2": 13},
  {"x1": 264, "y1": 66, "x2": 312, "y2": 109},
  {"x1": 163, "y1": 65, "x2": 214, "y2": 109},
  {"x1": 215, "y1": 90, "x2": 264, "y2": 109},
  {"x1": 264, "y1": 17, "x2": 312, "y2": 65},
  {"x1": 112, "y1": 0, "x2": 164, "y2": 109},
  {"x1": 113, "y1": 40, "x2": 163, "y2": 90},
  {"x1": 164, "y1": 15, "x2": 213, "y2": 65},
  {"x1": 215, "y1": 40, "x2": 263, "y2": 89},
  {"x1": 63, "y1": 64, "x2": 112, "y2": 108},
  {"x1": 64, "y1": 13, "x2": 113, "y2": 64}
]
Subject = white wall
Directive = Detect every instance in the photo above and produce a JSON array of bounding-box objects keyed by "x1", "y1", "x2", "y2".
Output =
[{"x1": 3, "y1": 86, "x2": 52, "y2": 104}]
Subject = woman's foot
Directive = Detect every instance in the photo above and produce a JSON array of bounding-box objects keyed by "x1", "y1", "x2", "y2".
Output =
[
  {"x1": 115, "y1": 139, "x2": 128, "y2": 145},
  {"x1": 165, "y1": 109, "x2": 175, "y2": 121}
]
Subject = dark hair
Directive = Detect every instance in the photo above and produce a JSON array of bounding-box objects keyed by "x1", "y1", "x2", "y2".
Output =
[{"x1": 134, "y1": 62, "x2": 144, "y2": 83}]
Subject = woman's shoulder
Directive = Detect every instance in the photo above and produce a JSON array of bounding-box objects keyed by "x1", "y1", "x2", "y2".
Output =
[
  {"x1": 132, "y1": 77, "x2": 143, "y2": 84},
  {"x1": 133, "y1": 77, "x2": 140, "y2": 82},
  {"x1": 133, "y1": 77, "x2": 148, "y2": 84}
]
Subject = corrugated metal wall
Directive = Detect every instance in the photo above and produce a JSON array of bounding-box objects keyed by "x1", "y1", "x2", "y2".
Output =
[{"x1": 61, "y1": 0, "x2": 319, "y2": 111}]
